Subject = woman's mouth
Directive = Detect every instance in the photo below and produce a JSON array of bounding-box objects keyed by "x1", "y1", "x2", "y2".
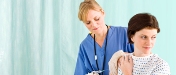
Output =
[{"x1": 143, "y1": 47, "x2": 151, "y2": 50}]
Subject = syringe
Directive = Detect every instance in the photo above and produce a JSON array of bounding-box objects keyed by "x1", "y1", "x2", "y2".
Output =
[{"x1": 92, "y1": 70, "x2": 105, "y2": 73}]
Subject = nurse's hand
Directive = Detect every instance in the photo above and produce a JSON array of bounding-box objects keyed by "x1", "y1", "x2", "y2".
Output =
[
  {"x1": 118, "y1": 54, "x2": 133, "y2": 75},
  {"x1": 86, "y1": 72, "x2": 99, "y2": 75}
]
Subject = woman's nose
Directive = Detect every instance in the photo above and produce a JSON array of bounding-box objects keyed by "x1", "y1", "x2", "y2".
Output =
[{"x1": 146, "y1": 38, "x2": 153, "y2": 45}]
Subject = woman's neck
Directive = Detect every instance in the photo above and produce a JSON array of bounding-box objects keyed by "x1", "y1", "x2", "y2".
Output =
[{"x1": 133, "y1": 51, "x2": 152, "y2": 57}]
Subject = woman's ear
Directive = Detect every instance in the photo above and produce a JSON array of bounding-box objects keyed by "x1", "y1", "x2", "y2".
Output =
[{"x1": 130, "y1": 35, "x2": 134, "y2": 43}]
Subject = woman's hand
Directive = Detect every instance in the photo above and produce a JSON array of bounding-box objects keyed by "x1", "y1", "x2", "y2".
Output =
[
  {"x1": 108, "y1": 50, "x2": 125, "y2": 75},
  {"x1": 118, "y1": 54, "x2": 133, "y2": 75}
]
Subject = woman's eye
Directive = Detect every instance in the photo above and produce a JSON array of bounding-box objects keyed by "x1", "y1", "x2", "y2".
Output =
[
  {"x1": 152, "y1": 36, "x2": 156, "y2": 39},
  {"x1": 141, "y1": 36, "x2": 147, "y2": 39}
]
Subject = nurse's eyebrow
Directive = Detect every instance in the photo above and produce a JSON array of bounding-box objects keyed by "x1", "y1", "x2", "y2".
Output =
[
  {"x1": 86, "y1": 21, "x2": 91, "y2": 24},
  {"x1": 94, "y1": 16, "x2": 100, "y2": 19}
]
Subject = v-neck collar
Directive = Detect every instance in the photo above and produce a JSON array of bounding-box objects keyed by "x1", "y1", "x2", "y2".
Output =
[{"x1": 88, "y1": 26, "x2": 114, "y2": 49}]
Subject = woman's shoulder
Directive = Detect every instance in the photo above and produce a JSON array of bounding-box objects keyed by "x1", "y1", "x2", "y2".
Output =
[
  {"x1": 150, "y1": 54, "x2": 169, "y2": 66},
  {"x1": 152, "y1": 54, "x2": 170, "y2": 74},
  {"x1": 156, "y1": 56, "x2": 169, "y2": 65}
]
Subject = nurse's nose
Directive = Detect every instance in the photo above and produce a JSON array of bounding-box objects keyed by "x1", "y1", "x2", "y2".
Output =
[{"x1": 91, "y1": 21, "x2": 97, "y2": 27}]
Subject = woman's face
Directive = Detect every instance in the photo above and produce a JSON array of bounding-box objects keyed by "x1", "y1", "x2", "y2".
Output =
[
  {"x1": 131, "y1": 28, "x2": 158, "y2": 56},
  {"x1": 83, "y1": 9, "x2": 105, "y2": 34}
]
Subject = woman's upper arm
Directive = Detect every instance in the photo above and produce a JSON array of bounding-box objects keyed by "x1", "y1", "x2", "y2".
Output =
[{"x1": 151, "y1": 60, "x2": 170, "y2": 75}]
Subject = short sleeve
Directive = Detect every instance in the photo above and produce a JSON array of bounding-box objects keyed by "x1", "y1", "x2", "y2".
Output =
[
  {"x1": 151, "y1": 59, "x2": 170, "y2": 75},
  {"x1": 74, "y1": 44, "x2": 88, "y2": 75}
]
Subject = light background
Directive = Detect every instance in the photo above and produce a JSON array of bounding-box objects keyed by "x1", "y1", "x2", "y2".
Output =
[{"x1": 0, "y1": 0, "x2": 175, "y2": 75}]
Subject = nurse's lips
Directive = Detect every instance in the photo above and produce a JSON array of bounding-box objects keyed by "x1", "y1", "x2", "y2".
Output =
[{"x1": 93, "y1": 28, "x2": 98, "y2": 30}]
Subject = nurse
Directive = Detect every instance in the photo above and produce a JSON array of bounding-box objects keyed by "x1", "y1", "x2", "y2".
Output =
[{"x1": 74, "y1": 0, "x2": 134, "y2": 75}]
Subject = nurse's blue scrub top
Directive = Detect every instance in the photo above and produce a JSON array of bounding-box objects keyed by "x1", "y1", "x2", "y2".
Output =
[{"x1": 74, "y1": 26, "x2": 134, "y2": 75}]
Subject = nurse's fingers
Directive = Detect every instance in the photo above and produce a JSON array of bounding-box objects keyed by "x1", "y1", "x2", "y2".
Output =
[
  {"x1": 127, "y1": 55, "x2": 131, "y2": 62},
  {"x1": 124, "y1": 55, "x2": 128, "y2": 62},
  {"x1": 118, "y1": 56, "x2": 123, "y2": 64}
]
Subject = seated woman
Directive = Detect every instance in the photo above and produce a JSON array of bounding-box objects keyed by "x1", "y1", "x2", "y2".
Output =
[{"x1": 109, "y1": 13, "x2": 170, "y2": 75}]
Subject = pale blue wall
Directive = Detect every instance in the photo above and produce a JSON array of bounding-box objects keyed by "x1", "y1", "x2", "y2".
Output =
[{"x1": 0, "y1": 0, "x2": 175, "y2": 75}]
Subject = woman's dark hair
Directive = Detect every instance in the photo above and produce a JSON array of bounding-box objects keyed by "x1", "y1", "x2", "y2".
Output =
[{"x1": 127, "y1": 13, "x2": 160, "y2": 43}]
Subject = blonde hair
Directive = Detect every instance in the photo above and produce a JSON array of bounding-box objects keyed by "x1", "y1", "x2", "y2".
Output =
[{"x1": 78, "y1": 0, "x2": 103, "y2": 22}]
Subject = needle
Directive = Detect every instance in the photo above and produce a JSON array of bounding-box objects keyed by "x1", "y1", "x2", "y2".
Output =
[{"x1": 92, "y1": 70, "x2": 105, "y2": 73}]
